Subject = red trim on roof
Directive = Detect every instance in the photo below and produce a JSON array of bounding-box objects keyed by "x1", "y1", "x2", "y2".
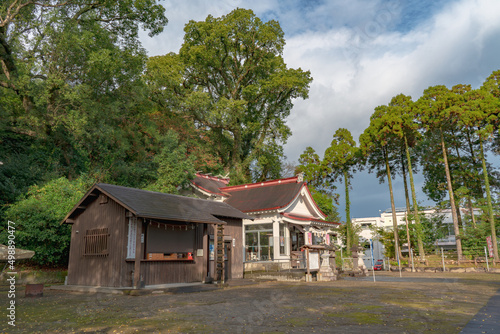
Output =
[
  {"x1": 193, "y1": 184, "x2": 229, "y2": 198},
  {"x1": 223, "y1": 176, "x2": 299, "y2": 192},
  {"x1": 195, "y1": 172, "x2": 230, "y2": 185},
  {"x1": 303, "y1": 183, "x2": 328, "y2": 218},
  {"x1": 281, "y1": 212, "x2": 340, "y2": 225}
]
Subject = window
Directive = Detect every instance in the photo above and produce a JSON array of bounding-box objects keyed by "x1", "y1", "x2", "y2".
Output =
[
  {"x1": 279, "y1": 223, "x2": 286, "y2": 255},
  {"x1": 290, "y1": 227, "x2": 304, "y2": 251},
  {"x1": 146, "y1": 223, "x2": 196, "y2": 260},
  {"x1": 245, "y1": 224, "x2": 274, "y2": 261},
  {"x1": 84, "y1": 228, "x2": 109, "y2": 256}
]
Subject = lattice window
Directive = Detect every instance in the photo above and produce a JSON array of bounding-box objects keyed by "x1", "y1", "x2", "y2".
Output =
[{"x1": 83, "y1": 228, "x2": 110, "y2": 256}]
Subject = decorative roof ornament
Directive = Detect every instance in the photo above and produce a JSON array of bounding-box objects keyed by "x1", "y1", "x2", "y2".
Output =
[{"x1": 297, "y1": 172, "x2": 304, "y2": 183}]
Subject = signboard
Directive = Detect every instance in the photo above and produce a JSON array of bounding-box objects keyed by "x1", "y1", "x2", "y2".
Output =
[
  {"x1": 126, "y1": 218, "x2": 136, "y2": 259},
  {"x1": 326, "y1": 234, "x2": 330, "y2": 245},
  {"x1": 486, "y1": 236, "x2": 494, "y2": 257},
  {"x1": 309, "y1": 252, "x2": 319, "y2": 270}
]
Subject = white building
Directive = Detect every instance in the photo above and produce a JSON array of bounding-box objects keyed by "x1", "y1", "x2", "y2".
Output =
[
  {"x1": 189, "y1": 173, "x2": 340, "y2": 270},
  {"x1": 353, "y1": 207, "x2": 481, "y2": 251}
]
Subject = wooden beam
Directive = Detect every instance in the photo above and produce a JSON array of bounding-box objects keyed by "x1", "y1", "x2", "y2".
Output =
[
  {"x1": 65, "y1": 219, "x2": 75, "y2": 224},
  {"x1": 133, "y1": 218, "x2": 142, "y2": 289}
]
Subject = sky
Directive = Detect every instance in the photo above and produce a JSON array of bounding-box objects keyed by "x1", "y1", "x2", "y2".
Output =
[{"x1": 140, "y1": 0, "x2": 500, "y2": 221}]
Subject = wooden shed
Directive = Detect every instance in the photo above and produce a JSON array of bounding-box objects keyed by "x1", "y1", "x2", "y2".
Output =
[{"x1": 62, "y1": 183, "x2": 249, "y2": 288}]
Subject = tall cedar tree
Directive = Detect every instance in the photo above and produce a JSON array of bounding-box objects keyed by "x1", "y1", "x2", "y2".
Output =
[
  {"x1": 360, "y1": 106, "x2": 404, "y2": 262},
  {"x1": 386, "y1": 95, "x2": 426, "y2": 257},
  {"x1": 323, "y1": 128, "x2": 359, "y2": 252},
  {"x1": 415, "y1": 86, "x2": 464, "y2": 260}
]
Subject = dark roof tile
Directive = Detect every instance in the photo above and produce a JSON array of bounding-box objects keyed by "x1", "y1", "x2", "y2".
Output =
[
  {"x1": 65, "y1": 183, "x2": 249, "y2": 224},
  {"x1": 224, "y1": 182, "x2": 304, "y2": 212}
]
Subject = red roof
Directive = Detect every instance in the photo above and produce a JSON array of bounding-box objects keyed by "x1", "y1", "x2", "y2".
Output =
[{"x1": 191, "y1": 174, "x2": 330, "y2": 220}]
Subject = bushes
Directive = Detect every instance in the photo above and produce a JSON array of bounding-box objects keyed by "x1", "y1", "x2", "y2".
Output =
[{"x1": 0, "y1": 176, "x2": 92, "y2": 266}]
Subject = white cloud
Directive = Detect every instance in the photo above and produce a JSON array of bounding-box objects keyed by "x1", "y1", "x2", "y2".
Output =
[{"x1": 280, "y1": 0, "x2": 500, "y2": 162}]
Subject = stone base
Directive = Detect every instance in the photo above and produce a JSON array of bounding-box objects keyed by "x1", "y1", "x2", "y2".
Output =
[{"x1": 317, "y1": 272, "x2": 337, "y2": 281}]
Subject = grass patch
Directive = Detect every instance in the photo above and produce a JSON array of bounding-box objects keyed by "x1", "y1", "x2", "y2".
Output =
[
  {"x1": 283, "y1": 317, "x2": 310, "y2": 327},
  {"x1": 325, "y1": 311, "x2": 384, "y2": 325}
]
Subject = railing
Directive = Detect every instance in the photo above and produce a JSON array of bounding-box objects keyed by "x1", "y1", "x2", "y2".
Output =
[{"x1": 243, "y1": 258, "x2": 308, "y2": 273}]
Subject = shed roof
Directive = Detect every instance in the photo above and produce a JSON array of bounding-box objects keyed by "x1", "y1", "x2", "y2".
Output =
[{"x1": 63, "y1": 183, "x2": 250, "y2": 224}]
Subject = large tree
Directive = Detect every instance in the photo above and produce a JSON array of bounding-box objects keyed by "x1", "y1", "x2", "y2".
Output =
[
  {"x1": 323, "y1": 128, "x2": 359, "y2": 252},
  {"x1": 297, "y1": 147, "x2": 340, "y2": 222},
  {"x1": 415, "y1": 85, "x2": 464, "y2": 260},
  {"x1": 461, "y1": 83, "x2": 500, "y2": 261},
  {"x1": 146, "y1": 9, "x2": 312, "y2": 183},
  {"x1": 385, "y1": 94, "x2": 425, "y2": 257},
  {"x1": 1, "y1": 0, "x2": 166, "y2": 113},
  {"x1": 359, "y1": 106, "x2": 404, "y2": 262},
  {"x1": 0, "y1": 0, "x2": 168, "y2": 195}
]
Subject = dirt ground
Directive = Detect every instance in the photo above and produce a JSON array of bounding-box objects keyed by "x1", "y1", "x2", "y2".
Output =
[{"x1": 1, "y1": 272, "x2": 500, "y2": 334}]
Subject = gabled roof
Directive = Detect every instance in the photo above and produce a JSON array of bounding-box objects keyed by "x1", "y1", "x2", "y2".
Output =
[
  {"x1": 191, "y1": 173, "x2": 229, "y2": 197},
  {"x1": 63, "y1": 183, "x2": 250, "y2": 225},
  {"x1": 222, "y1": 177, "x2": 306, "y2": 213},
  {"x1": 190, "y1": 174, "x2": 338, "y2": 225}
]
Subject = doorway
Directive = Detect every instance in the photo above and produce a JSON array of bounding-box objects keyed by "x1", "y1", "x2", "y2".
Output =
[{"x1": 224, "y1": 241, "x2": 231, "y2": 281}]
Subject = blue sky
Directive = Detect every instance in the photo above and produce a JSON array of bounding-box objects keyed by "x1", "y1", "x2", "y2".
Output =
[{"x1": 140, "y1": 0, "x2": 500, "y2": 220}]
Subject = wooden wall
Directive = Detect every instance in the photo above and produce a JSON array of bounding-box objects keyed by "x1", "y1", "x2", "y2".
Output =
[
  {"x1": 124, "y1": 259, "x2": 204, "y2": 286},
  {"x1": 220, "y1": 218, "x2": 244, "y2": 279},
  {"x1": 66, "y1": 192, "x2": 244, "y2": 287},
  {"x1": 67, "y1": 193, "x2": 128, "y2": 287}
]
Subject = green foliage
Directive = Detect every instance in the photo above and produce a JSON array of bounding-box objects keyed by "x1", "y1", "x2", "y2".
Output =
[
  {"x1": 297, "y1": 147, "x2": 341, "y2": 223},
  {"x1": 147, "y1": 8, "x2": 312, "y2": 182},
  {"x1": 323, "y1": 128, "x2": 360, "y2": 251},
  {"x1": 146, "y1": 131, "x2": 195, "y2": 195},
  {"x1": 412, "y1": 213, "x2": 448, "y2": 252},
  {"x1": 0, "y1": 176, "x2": 94, "y2": 266},
  {"x1": 310, "y1": 189, "x2": 340, "y2": 222}
]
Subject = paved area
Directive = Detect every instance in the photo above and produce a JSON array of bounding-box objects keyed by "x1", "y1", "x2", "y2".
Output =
[
  {"x1": 345, "y1": 274, "x2": 461, "y2": 284},
  {"x1": 48, "y1": 278, "x2": 259, "y2": 295},
  {"x1": 460, "y1": 288, "x2": 500, "y2": 333},
  {"x1": 344, "y1": 273, "x2": 500, "y2": 333}
]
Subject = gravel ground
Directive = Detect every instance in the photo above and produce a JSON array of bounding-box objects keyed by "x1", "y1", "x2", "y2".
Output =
[{"x1": 1, "y1": 272, "x2": 499, "y2": 334}]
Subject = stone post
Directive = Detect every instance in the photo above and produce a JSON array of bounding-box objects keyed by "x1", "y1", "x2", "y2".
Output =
[
  {"x1": 318, "y1": 250, "x2": 336, "y2": 281},
  {"x1": 351, "y1": 245, "x2": 359, "y2": 272},
  {"x1": 329, "y1": 249, "x2": 337, "y2": 274}
]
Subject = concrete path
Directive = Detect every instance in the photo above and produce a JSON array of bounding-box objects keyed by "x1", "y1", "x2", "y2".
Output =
[
  {"x1": 48, "y1": 278, "x2": 259, "y2": 295},
  {"x1": 460, "y1": 288, "x2": 500, "y2": 333}
]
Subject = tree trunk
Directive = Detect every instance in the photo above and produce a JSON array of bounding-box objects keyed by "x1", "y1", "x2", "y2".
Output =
[
  {"x1": 404, "y1": 136, "x2": 425, "y2": 257},
  {"x1": 344, "y1": 170, "x2": 352, "y2": 253},
  {"x1": 401, "y1": 152, "x2": 412, "y2": 264},
  {"x1": 440, "y1": 129, "x2": 463, "y2": 261},
  {"x1": 452, "y1": 143, "x2": 465, "y2": 231},
  {"x1": 467, "y1": 197, "x2": 476, "y2": 228},
  {"x1": 384, "y1": 147, "x2": 403, "y2": 262},
  {"x1": 480, "y1": 138, "x2": 498, "y2": 261}
]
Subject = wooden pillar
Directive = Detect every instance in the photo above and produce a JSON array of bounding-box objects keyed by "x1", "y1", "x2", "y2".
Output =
[{"x1": 133, "y1": 217, "x2": 142, "y2": 289}]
